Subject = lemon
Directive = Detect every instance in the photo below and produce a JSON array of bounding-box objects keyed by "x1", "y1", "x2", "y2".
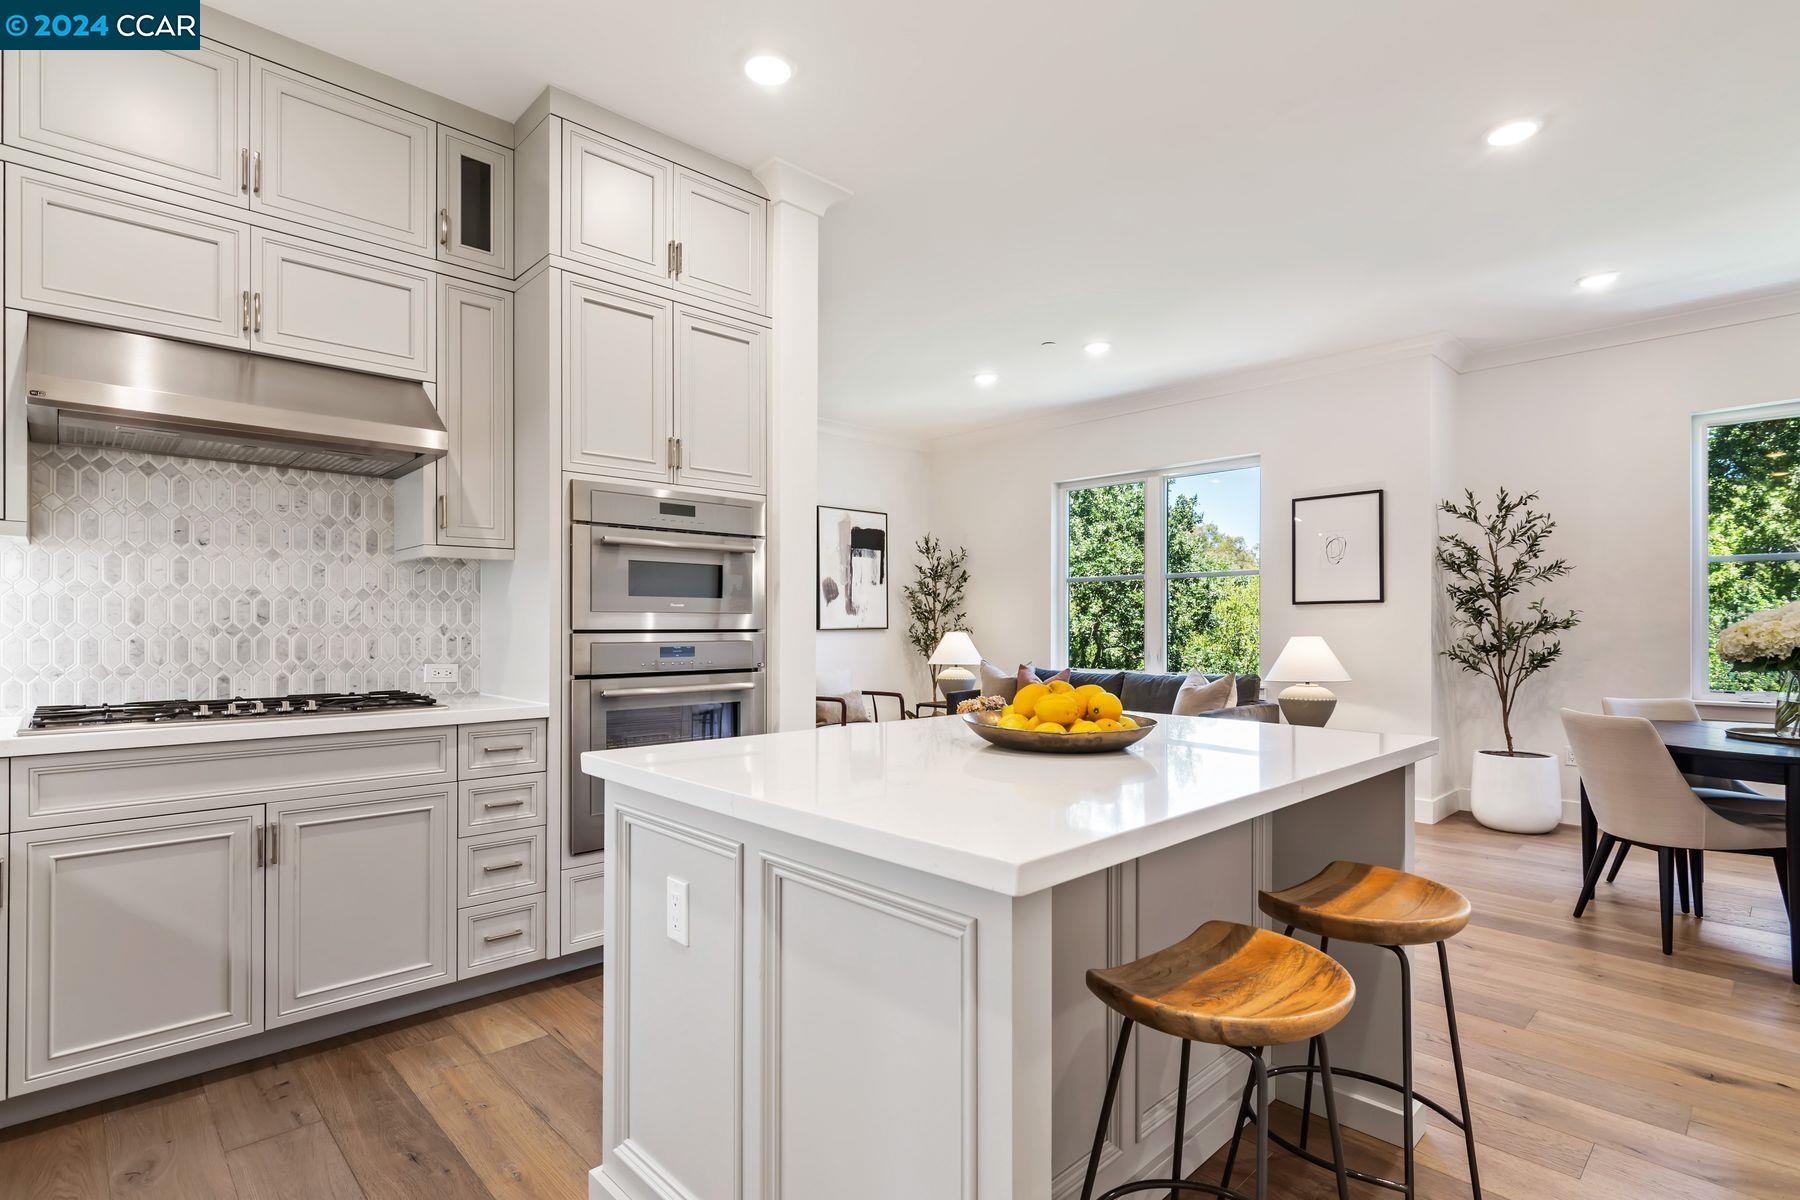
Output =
[
  {"x1": 1047, "y1": 679, "x2": 1075, "y2": 695},
  {"x1": 1088, "y1": 691, "x2": 1124, "y2": 722},
  {"x1": 1117, "y1": 715, "x2": 1139, "y2": 730},
  {"x1": 1094, "y1": 718, "x2": 1122, "y2": 731},
  {"x1": 1035, "y1": 722, "x2": 1066, "y2": 735},
  {"x1": 1013, "y1": 682, "x2": 1049, "y2": 719},
  {"x1": 1073, "y1": 683, "x2": 1103, "y2": 710},
  {"x1": 999, "y1": 713, "x2": 1031, "y2": 730},
  {"x1": 1034, "y1": 692, "x2": 1082, "y2": 727},
  {"x1": 1069, "y1": 719, "x2": 1101, "y2": 734}
]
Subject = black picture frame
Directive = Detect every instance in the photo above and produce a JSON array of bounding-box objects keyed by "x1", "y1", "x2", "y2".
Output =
[
  {"x1": 1291, "y1": 488, "x2": 1385, "y2": 604},
  {"x1": 816, "y1": 504, "x2": 890, "y2": 630}
]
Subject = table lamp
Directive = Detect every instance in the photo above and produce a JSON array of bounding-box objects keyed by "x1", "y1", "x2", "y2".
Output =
[
  {"x1": 929, "y1": 631, "x2": 982, "y2": 700},
  {"x1": 1265, "y1": 636, "x2": 1349, "y2": 726}
]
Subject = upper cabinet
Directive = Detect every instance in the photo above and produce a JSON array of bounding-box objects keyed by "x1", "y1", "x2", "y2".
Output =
[
  {"x1": 674, "y1": 308, "x2": 766, "y2": 494},
  {"x1": 438, "y1": 128, "x2": 512, "y2": 276},
  {"x1": 554, "y1": 120, "x2": 768, "y2": 317},
  {"x1": 673, "y1": 171, "x2": 767, "y2": 314},
  {"x1": 251, "y1": 230, "x2": 434, "y2": 378},
  {"x1": 250, "y1": 61, "x2": 436, "y2": 255},
  {"x1": 563, "y1": 124, "x2": 670, "y2": 287},
  {"x1": 3, "y1": 43, "x2": 251, "y2": 202},
  {"x1": 562, "y1": 274, "x2": 671, "y2": 480}
]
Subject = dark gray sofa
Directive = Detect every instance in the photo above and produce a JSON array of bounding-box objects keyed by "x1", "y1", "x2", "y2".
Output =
[{"x1": 946, "y1": 668, "x2": 1278, "y2": 722}]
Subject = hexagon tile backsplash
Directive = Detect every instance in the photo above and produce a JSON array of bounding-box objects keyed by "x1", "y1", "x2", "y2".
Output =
[{"x1": 0, "y1": 446, "x2": 481, "y2": 717}]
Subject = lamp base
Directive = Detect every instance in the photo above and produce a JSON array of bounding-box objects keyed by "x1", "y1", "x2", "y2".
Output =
[
  {"x1": 936, "y1": 666, "x2": 977, "y2": 700},
  {"x1": 1277, "y1": 683, "x2": 1338, "y2": 727}
]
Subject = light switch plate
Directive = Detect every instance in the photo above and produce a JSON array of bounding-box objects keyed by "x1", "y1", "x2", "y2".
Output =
[
  {"x1": 422, "y1": 663, "x2": 457, "y2": 683},
  {"x1": 667, "y1": 877, "x2": 689, "y2": 946}
]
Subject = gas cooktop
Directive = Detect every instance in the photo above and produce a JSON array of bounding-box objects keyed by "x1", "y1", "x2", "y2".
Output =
[{"x1": 21, "y1": 690, "x2": 441, "y2": 732}]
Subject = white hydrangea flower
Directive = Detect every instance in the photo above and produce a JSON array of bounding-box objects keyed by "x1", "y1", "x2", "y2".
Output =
[{"x1": 1718, "y1": 601, "x2": 1800, "y2": 668}]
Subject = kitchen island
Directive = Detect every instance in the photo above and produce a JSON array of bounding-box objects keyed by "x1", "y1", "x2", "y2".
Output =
[{"x1": 582, "y1": 714, "x2": 1437, "y2": 1200}]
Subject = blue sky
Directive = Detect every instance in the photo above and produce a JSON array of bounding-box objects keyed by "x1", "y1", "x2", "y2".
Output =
[{"x1": 1168, "y1": 465, "x2": 1260, "y2": 560}]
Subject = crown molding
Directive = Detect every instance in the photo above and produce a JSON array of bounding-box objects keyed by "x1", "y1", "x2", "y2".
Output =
[
  {"x1": 1460, "y1": 286, "x2": 1800, "y2": 373},
  {"x1": 754, "y1": 158, "x2": 853, "y2": 217},
  {"x1": 817, "y1": 418, "x2": 930, "y2": 453}
]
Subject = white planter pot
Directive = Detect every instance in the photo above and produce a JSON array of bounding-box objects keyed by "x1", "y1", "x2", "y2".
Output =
[{"x1": 1469, "y1": 750, "x2": 1562, "y2": 834}]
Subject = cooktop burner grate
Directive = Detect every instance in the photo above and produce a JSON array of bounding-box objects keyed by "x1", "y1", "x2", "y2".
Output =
[{"x1": 22, "y1": 690, "x2": 441, "y2": 731}]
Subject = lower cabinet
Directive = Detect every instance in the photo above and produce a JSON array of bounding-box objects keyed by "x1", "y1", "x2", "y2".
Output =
[
  {"x1": 8, "y1": 808, "x2": 264, "y2": 1094},
  {"x1": 562, "y1": 860, "x2": 606, "y2": 953},
  {"x1": 266, "y1": 785, "x2": 452, "y2": 1028},
  {"x1": 460, "y1": 893, "x2": 545, "y2": 978}
]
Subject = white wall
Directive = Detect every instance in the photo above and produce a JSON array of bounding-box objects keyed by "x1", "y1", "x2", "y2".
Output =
[
  {"x1": 1451, "y1": 308, "x2": 1800, "y2": 800},
  {"x1": 924, "y1": 351, "x2": 1456, "y2": 799},
  {"x1": 816, "y1": 424, "x2": 935, "y2": 704}
]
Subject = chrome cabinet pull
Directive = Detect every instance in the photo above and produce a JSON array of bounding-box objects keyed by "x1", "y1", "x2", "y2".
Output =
[
  {"x1": 667, "y1": 435, "x2": 678, "y2": 468},
  {"x1": 241, "y1": 290, "x2": 251, "y2": 332},
  {"x1": 252, "y1": 291, "x2": 263, "y2": 334},
  {"x1": 674, "y1": 241, "x2": 684, "y2": 280},
  {"x1": 437, "y1": 494, "x2": 448, "y2": 529},
  {"x1": 251, "y1": 150, "x2": 262, "y2": 195},
  {"x1": 439, "y1": 208, "x2": 451, "y2": 247},
  {"x1": 482, "y1": 858, "x2": 525, "y2": 873},
  {"x1": 673, "y1": 437, "x2": 683, "y2": 469},
  {"x1": 483, "y1": 927, "x2": 525, "y2": 943},
  {"x1": 255, "y1": 825, "x2": 265, "y2": 868},
  {"x1": 667, "y1": 239, "x2": 677, "y2": 277},
  {"x1": 267, "y1": 824, "x2": 279, "y2": 866},
  {"x1": 480, "y1": 742, "x2": 526, "y2": 753},
  {"x1": 483, "y1": 798, "x2": 527, "y2": 810},
  {"x1": 240, "y1": 148, "x2": 250, "y2": 193}
]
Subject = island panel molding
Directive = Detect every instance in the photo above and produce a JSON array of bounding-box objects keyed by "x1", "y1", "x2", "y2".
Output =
[{"x1": 761, "y1": 854, "x2": 978, "y2": 1199}]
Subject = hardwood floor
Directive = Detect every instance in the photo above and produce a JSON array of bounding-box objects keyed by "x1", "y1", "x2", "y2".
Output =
[{"x1": 1, "y1": 816, "x2": 1795, "y2": 1198}]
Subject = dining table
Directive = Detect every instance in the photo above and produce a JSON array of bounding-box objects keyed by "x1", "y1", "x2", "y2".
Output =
[{"x1": 1578, "y1": 719, "x2": 1799, "y2": 982}]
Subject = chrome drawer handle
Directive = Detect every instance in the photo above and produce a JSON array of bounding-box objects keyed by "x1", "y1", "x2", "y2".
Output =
[
  {"x1": 482, "y1": 859, "x2": 525, "y2": 873},
  {"x1": 482, "y1": 928, "x2": 525, "y2": 943},
  {"x1": 481, "y1": 743, "x2": 527, "y2": 753},
  {"x1": 482, "y1": 798, "x2": 528, "y2": 810}
]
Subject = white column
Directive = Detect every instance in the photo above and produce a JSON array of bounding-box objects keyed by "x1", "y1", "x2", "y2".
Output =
[{"x1": 754, "y1": 158, "x2": 851, "y2": 731}]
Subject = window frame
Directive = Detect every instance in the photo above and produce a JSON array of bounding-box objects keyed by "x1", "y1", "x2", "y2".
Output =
[
  {"x1": 1056, "y1": 454, "x2": 1261, "y2": 674},
  {"x1": 1691, "y1": 399, "x2": 1800, "y2": 702}
]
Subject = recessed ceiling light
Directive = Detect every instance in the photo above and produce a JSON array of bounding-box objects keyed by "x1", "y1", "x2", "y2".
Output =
[
  {"x1": 972, "y1": 372, "x2": 998, "y2": 387},
  {"x1": 743, "y1": 55, "x2": 793, "y2": 87},
  {"x1": 1084, "y1": 341, "x2": 1112, "y2": 357},
  {"x1": 1577, "y1": 271, "x2": 1620, "y2": 292},
  {"x1": 1485, "y1": 118, "x2": 1541, "y2": 147}
]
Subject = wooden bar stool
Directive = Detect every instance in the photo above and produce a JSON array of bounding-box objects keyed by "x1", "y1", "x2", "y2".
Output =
[
  {"x1": 1249, "y1": 861, "x2": 1482, "y2": 1200},
  {"x1": 1079, "y1": 921, "x2": 1354, "y2": 1200}
]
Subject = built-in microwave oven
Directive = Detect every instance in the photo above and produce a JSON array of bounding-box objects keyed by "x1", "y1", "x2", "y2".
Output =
[{"x1": 569, "y1": 481, "x2": 765, "y2": 632}]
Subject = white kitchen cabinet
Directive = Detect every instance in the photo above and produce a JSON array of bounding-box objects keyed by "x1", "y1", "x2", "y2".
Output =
[
  {"x1": 562, "y1": 861, "x2": 605, "y2": 953},
  {"x1": 251, "y1": 229, "x2": 433, "y2": 379},
  {"x1": 459, "y1": 893, "x2": 545, "y2": 978},
  {"x1": 673, "y1": 170, "x2": 767, "y2": 314},
  {"x1": 8, "y1": 808, "x2": 265, "y2": 1094},
  {"x1": 266, "y1": 785, "x2": 452, "y2": 1028},
  {"x1": 4, "y1": 43, "x2": 252, "y2": 203},
  {"x1": 437, "y1": 127, "x2": 511, "y2": 277},
  {"x1": 7, "y1": 168, "x2": 251, "y2": 348},
  {"x1": 457, "y1": 826, "x2": 546, "y2": 908},
  {"x1": 0, "y1": 835, "x2": 7, "y2": 1100},
  {"x1": 2, "y1": 310, "x2": 27, "y2": 541},
  {"x1": 674, "y1": 307, "x2": 767, "y2": 494},
  {"x1": 251, "y1": 60, "x2": 435, "y2": 255},
  {"x1": 563, "y1": 274, "x2": 672, "y2": 480},
  {"x1": 563, "y1": 123, "x2": 670, "y2": 287}
]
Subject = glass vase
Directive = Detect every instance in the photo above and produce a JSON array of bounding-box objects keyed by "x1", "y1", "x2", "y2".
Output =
[{"x1": 1779, "y1": 670, "x2": 1800, "y2": 738}]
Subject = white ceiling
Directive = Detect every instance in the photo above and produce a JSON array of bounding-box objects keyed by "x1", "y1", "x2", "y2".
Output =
[{"x1": 216, "y1": 0, "x2": 1800, "y2": 438}]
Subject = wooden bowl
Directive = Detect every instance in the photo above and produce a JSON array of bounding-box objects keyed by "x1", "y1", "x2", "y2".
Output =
[{"x1": 960, "y1": 711, "x2": 1157, "y2": 754}]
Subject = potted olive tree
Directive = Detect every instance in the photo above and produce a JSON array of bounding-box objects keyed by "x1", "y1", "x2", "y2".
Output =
[{"x1": 1438, "y1": 489, "x2": 1581, "y2": 833}]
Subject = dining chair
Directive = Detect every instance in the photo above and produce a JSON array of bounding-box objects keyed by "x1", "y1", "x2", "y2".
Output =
[
  {"x1": 1598, "y1": 697, "x2": 1782, "y2": 913},
  {"x1": 1564, "y1": 710, "x2": 1789, "y2": 954}
]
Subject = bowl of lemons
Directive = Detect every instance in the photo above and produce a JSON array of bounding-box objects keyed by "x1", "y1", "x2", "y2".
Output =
[{"x1": 961, "y1": 680, "x2": 1155, "y2": 754}]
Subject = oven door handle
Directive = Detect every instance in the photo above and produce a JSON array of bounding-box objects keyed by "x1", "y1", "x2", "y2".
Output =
[
  {"x1": 596, "y1": 681, "x2": 760, "y2": 699},
  {"x1": 595, "y1": 534, "x2": 758, "y2": 554}
]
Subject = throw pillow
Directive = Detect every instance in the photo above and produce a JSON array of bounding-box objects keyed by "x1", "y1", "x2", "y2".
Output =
[
  {"x1": 1023, "y1": 664, "x2": 1071, "y2": 688},
  {"x1": 1172, "y1": 672, "x2": 1235, "y2": 716},
  {"x1": 815, "y1": 692, "x2": 872, "y2": 725},
  {"x1": 979, "y1": 659, "x2": 1022, "y2": 701}
]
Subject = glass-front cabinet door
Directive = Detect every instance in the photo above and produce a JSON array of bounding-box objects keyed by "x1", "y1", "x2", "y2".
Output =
[{"x1": 437, "y1": 127, "x2": 511, "y2": 276}]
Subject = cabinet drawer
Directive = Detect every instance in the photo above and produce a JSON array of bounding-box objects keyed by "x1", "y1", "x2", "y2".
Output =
[
  {"x1": 562, "y1": 861, "x2": 605, "y2": 953},
  {"x1": 458, "y1": 826, "x2": 546, "y2": 907},
  {"x1": 7, "y1": 167, "x2": 251, "y2": 347},
  {"x1": 460, "y1": 894, "x2": 545, "y2": 978},
  {"x1": 459, "y1": 720, "x2": 546, "y2": 778},
  {"x1": 252, "y1": 230, "x2": 433, "y2": 379},
  {"x1": 458, "y1": 774, "x2": 545, "y2": 837},
  {"x1": 10, "y1": 726, "x2": 455, "y2": 830}
]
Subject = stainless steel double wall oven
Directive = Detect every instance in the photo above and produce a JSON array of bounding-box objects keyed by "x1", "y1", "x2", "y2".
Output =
[{"x1": 567, "y1": 482, "x2": 766, "y2": 855}]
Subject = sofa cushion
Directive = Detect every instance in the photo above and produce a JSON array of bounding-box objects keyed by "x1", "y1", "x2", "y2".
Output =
[
  {"x1": 1173, "y1": 672, "x2": 1235, "y2": 716},
  {"x1": 1120, "y1": 671, "x2": 1187, "y2": 714}
]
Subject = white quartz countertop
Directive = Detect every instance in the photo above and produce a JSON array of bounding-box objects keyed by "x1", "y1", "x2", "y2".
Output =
[
  {"x1": 584, "y1": 715, "x2": 1437, "y2": 895},
  {"x1": 0, "y1": 694, "x2": 550, "y2": 758}
]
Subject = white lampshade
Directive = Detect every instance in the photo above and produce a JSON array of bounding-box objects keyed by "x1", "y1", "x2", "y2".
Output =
[
  {"x1": 1266, "y1": 636, "x2": 1349, "y2": 683},
  {"x1": 929, "y1": 630, "x2": 982, "y2": 667}
]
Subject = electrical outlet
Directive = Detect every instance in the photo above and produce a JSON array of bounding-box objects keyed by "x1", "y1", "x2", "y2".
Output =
[
  {"x1": 666, "y1": 877, "x2": 689, "y2": 946},
  {"x1": 1564, "y1": 745, "x2": 1577, "y2": 767},
  {"x1": 422, "y1": 663, "x2": 457, "y2": 684}
]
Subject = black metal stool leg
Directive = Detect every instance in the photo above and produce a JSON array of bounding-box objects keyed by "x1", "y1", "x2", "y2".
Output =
[
  {"x1": 1081, "y1": 1019, "x2": 1133, "y2": 1200},
  {"x1": 1297, "y1": 935, "x2": 1329, "y2": 1148},
  {"x1": 1390, "y1": 946, "x2": 1416, "y2": 1198},
  {"x1": 1217, "y1": 1064, "x2": 1256, "y2": 1190},
  {"x1": 1250, "y1": 1048, "x2": 1270, "y2": 1200},
  {"x1": 1438, "y1": 942, "x2": 1483, "y2": 1199},
  {"x1": 1170, "y1": 1040, "x2": 1191, "y2": 1198},
  {"x1": 1313, "y1": 1035, "x2": 1352, "y2": 1200}
]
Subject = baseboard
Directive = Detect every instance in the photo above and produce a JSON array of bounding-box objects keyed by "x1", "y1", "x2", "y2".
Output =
[
  {"x1": 1414, "y1": 789, "x2": 1463, "y2": 824},
  {"x1": 1, "y1": 948, "x2": 604, "y2": 1132},
  {"x1": 1273, "y1": 1071, "x2": 1425, "y2": 1147}
]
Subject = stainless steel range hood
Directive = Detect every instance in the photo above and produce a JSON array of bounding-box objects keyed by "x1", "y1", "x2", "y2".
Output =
[{"x1": 24, "y1": 318, "x2": 448, "y2": 478}]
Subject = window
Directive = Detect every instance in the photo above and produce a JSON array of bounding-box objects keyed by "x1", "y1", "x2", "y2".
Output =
[
  {"x1": 1695, "y1": 403, "x2": 1800, "y2": 696},
  {"x1": 1060, "y1": 461, "x2": 1260, "y2": 675}
]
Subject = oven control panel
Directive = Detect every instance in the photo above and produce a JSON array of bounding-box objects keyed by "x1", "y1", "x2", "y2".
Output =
[{"x1": 572, "y1": 632, "x2": 764, "y2": 677}]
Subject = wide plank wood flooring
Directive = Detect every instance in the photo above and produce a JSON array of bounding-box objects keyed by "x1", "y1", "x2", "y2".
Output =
[{"x1": 2, "y1": 816, "x2": 1796, "y2": 1198}]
